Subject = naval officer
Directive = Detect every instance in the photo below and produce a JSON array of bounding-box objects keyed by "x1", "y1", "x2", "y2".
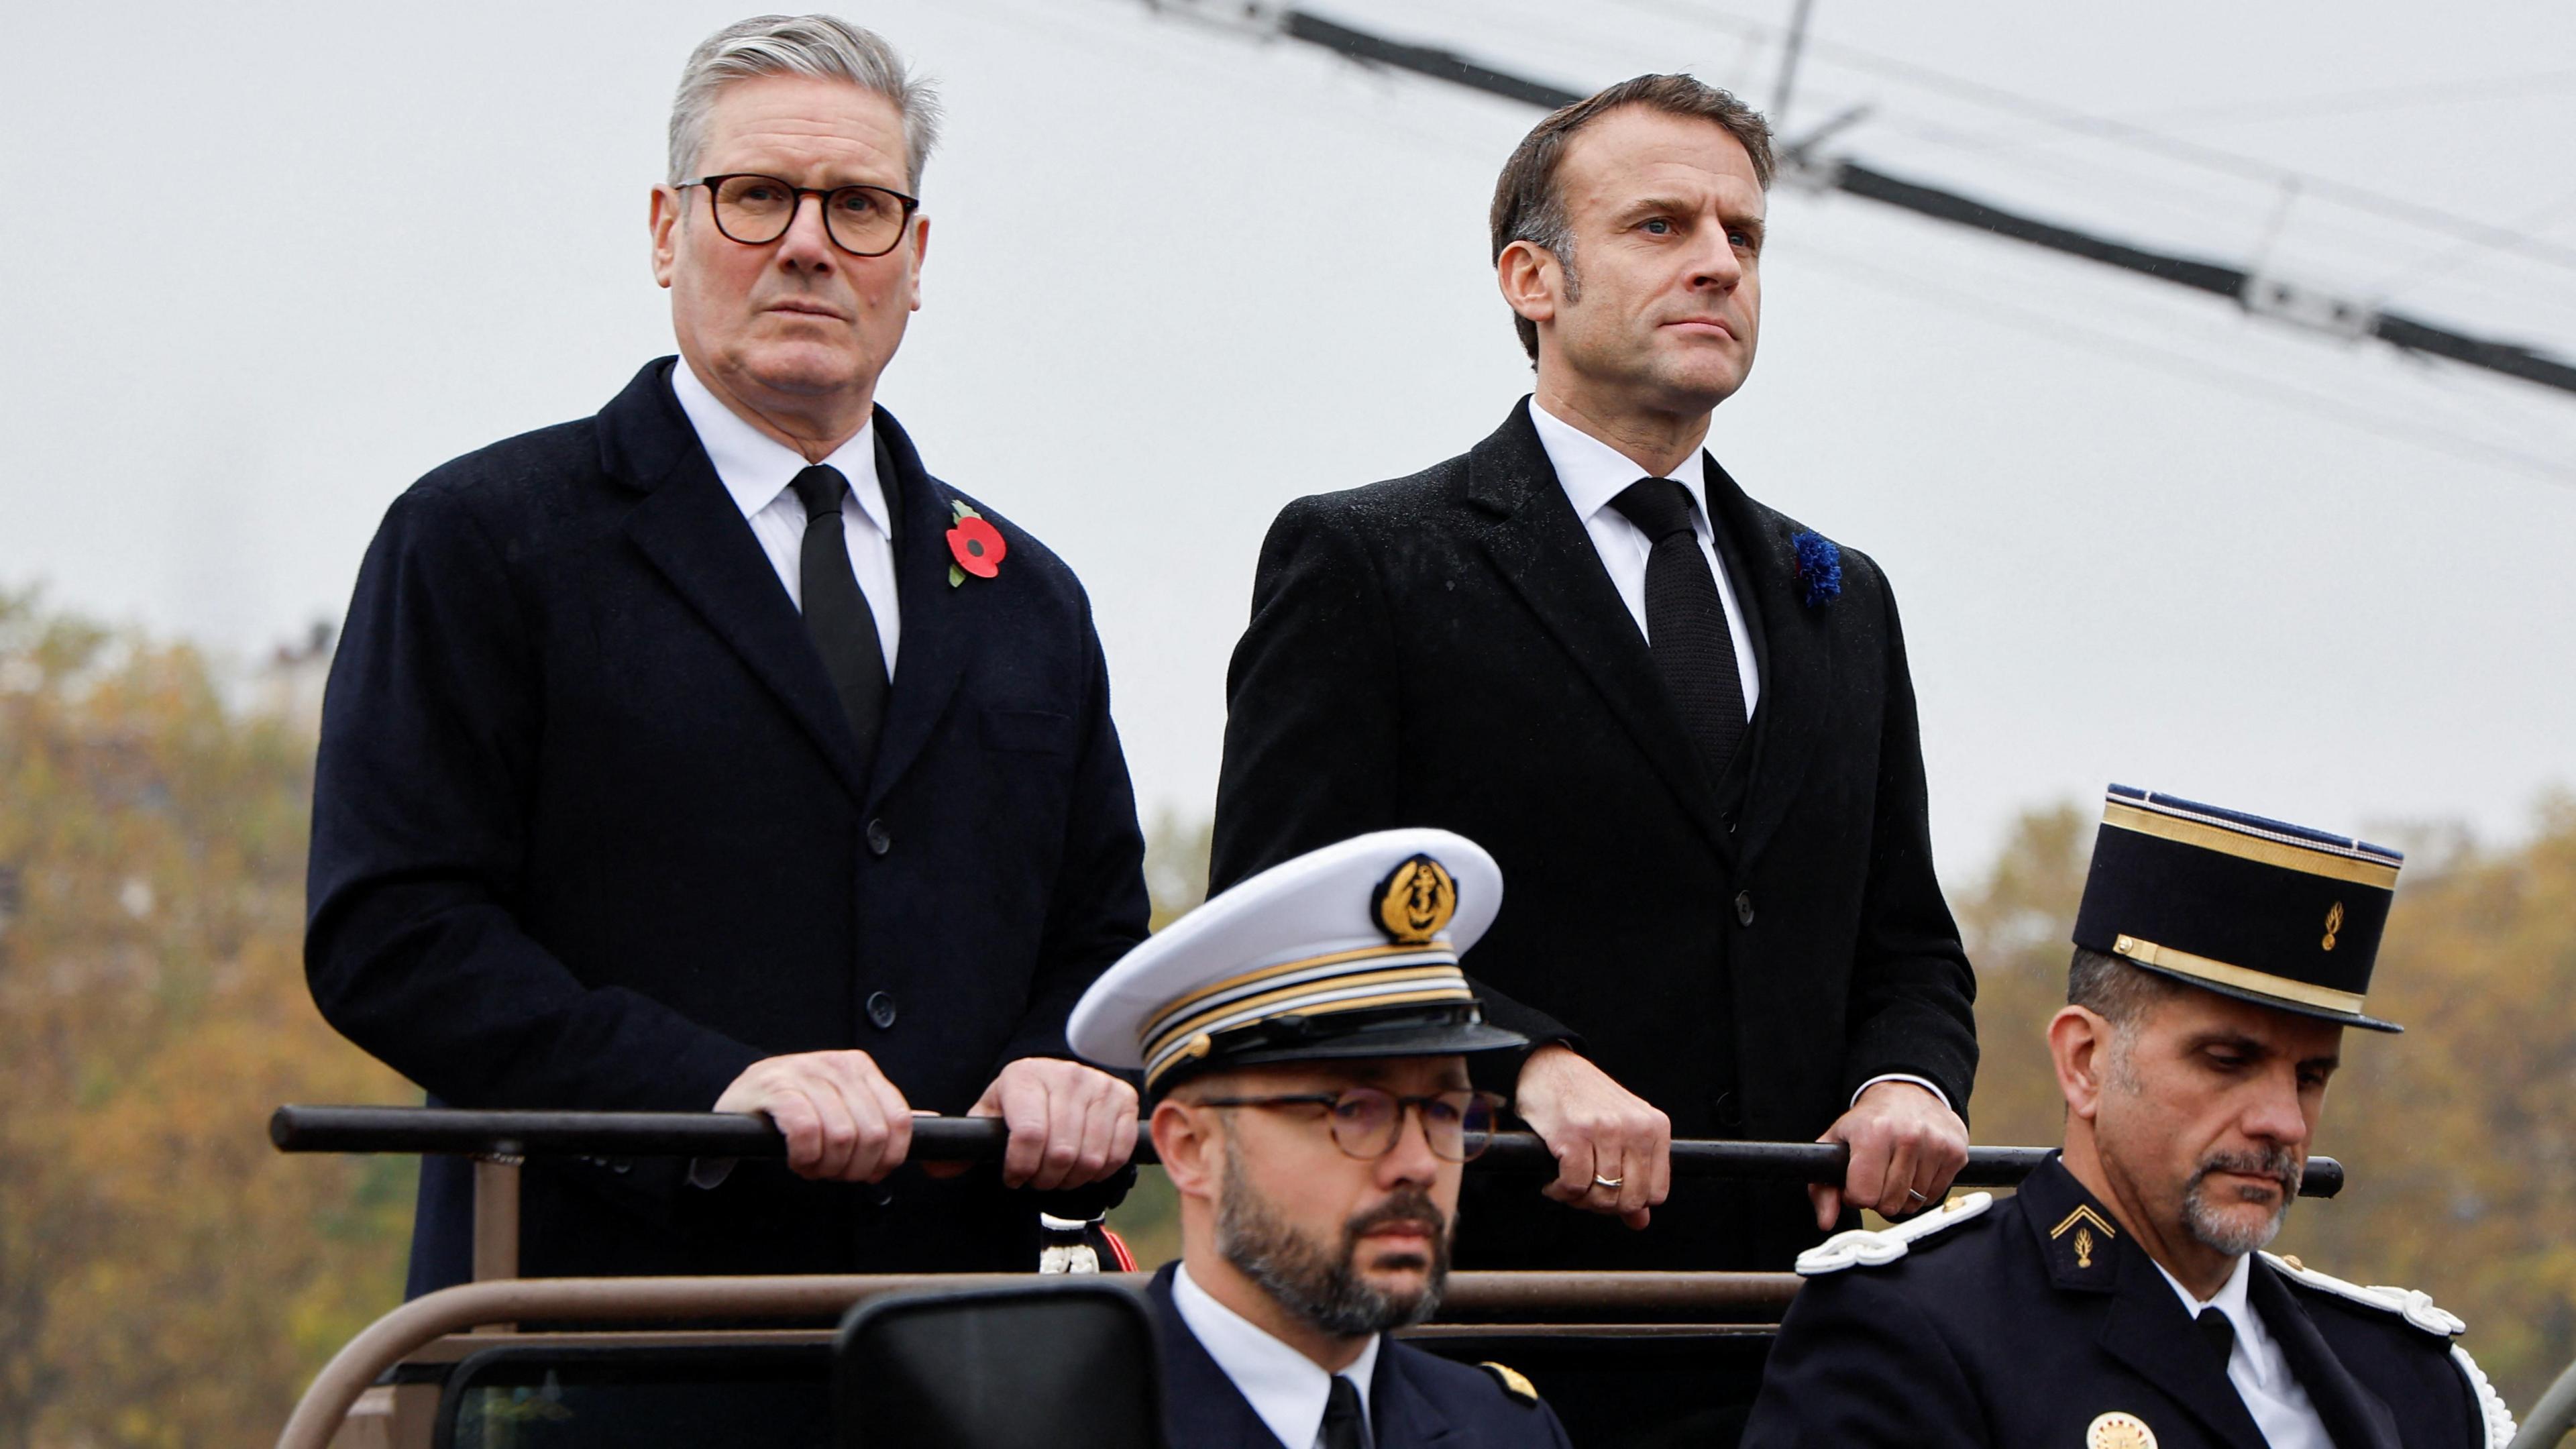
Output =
[
  {"x1": 1741, "y1": 786, "x2": 2516, "y2": 1449},
  {"x1": 1069, "y1": 829, "x2": 1572, "y2": 1449}
]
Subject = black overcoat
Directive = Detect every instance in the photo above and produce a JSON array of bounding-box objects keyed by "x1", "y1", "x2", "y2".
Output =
[
  {"x1": 1741, "y1": 1156, "x2": 2500, "y2": 1448},
  {"x1": 1211, "y1": 400, "x2": 1977, "y2": 1269},
  {"x1": 1146, "y1": 1267, "x2": 1572, "y2": 1449},
  {"x1": 306, "y1": 359, "x2": 1149, "y2": 1293}
]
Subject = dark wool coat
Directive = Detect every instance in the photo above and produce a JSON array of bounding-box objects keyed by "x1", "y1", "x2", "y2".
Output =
[
  {"x1": 1741, "y1": 1157, "x2": 2500, "y2": 1448},
  {"x1": 1211, "y1": 400, "x2": 1977, "y2": 1270},
  {"x1": 307, "y1": 359, "x2": 1148, "y2": 1293},
  {"x1": 1146, "y1": 1267, "x2": 1572, "y2": 1449}
]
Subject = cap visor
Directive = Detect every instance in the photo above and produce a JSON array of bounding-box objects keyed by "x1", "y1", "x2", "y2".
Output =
[{"x1": 2127, "y1": 958, "x2": 2402, "y2": 1033}]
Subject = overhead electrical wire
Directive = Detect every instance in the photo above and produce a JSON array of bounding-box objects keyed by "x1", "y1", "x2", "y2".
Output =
[{"x1": 1588, "y1": 0, "x2": 2576, "y2": 277}]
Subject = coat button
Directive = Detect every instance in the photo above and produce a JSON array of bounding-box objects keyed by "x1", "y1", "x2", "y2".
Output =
[
  {"x1": 867, "y1": 991, "x2": 898, "y2": 1030},
  {"x1": 865, "y1": 819, "x2": 892, "y2": 857},
  {"x1": 1712, "y1": 1092, "x2": 1745, "y2": 1131},
  {"x1": 865, "y1": 1183, "x2": 894, "y2": 1208},
  {"x1": 1735, "y1": 890, "x2": 1755, "y2": 926}
]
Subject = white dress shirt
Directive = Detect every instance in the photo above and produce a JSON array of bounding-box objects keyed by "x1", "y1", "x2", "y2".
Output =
[
  {"x1": 669, "y1": 359, "x2": 901, "y2": 676},
  {"x1": 2155, "y1": 1254, "x2": 2334, "y2": 1449},
  {"x1": 1529, "y1": 400, "x2": 1942, "y2": 1116},
  {"x1": 1173, "y1": 1264, "x2": 1381, "y2": 1449},
  {"x1": 1528, "y1": 399, "x2": 1759, "y2": 717}
]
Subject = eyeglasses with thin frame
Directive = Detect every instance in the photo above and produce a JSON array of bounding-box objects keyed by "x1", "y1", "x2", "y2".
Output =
[
  {"x1": 681, "y1": 173, "x2": 921, "y2": 258},
  {"x1": 1194, "y1": 1087, "x2": 1507, "y2": 1163}
]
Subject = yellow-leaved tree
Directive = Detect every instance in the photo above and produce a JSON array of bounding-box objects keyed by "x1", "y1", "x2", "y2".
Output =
[{"x1": 0, "y1": 590, "x2": 413, "y2": 1448}]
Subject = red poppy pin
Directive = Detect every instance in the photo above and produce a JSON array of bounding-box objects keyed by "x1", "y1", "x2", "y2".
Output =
[{"x1": 945, "y1": 500, "x2": 1006, "y2": 587}]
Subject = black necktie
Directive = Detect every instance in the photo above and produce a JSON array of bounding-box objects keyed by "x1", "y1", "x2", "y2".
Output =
[
  {"x1": 2196, "y1": 1305, "x2": 2237, "y2": 1368},
  {"x1": 1321, "y1": 1373, "x2": 1370, "y2": 1449},
  {"x1": 788, "y1": 465, "x2": 890, "y2": 765},
  {"x1": 1609, "y1": 477, "x2": 1747, "y2": 779}
]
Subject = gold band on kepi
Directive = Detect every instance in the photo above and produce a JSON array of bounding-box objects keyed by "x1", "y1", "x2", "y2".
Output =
[
  {"x1": 2073, "y1": 786, "x2": 2404, "y2": 1032},
  {"x1": 1066, "y1": 831, "x2": 1528, "y2": 1096}
]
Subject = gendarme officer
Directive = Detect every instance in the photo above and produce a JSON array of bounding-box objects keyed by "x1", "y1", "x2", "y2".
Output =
[
  {"x1": 1069, "y1": 829, "x2": 1572, "y2": 1449},
  {"x1": 1742, "y1": 786, "x2": 2516, "y2": 1449}
]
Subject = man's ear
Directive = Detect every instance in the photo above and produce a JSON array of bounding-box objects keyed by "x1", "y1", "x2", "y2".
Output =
[
  {"x1": 649, "y1": 185, "x2": 682, "y2": 289},
  {"x1": 1150, "y1": 1097, "x2": 1222, "y2": 1202},
  {"x1": 2049, "y1": 1006, "x2": 2112, "y2": 1124},
  {"x1": 1495, "y1": 240, "x2": 1560, "y2": 331}
]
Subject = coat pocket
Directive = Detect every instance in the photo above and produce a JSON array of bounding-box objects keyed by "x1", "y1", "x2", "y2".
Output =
[{"x1": 981, "y1": 707, "x2": 1075, "y2": 754}]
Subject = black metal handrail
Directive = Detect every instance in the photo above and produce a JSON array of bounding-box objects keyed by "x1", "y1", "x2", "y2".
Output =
[{"x1": 269, "y1": 1106, "x2": 2346, "y2": 1197}]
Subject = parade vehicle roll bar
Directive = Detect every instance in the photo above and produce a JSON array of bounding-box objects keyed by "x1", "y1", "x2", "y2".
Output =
[{"x1": 269, "y1": 1104, "x2": 2347, "y2": 1196}]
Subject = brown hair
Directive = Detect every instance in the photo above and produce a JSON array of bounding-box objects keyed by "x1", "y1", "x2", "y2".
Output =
[{"x1": 1489, "y1": 74, "x2": 1774, "y2": 361}]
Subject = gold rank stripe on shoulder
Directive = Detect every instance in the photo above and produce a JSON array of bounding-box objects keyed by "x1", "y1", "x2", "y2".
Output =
[
  {"x1": 2114, "y1": 935, "x2": 2371, "y2": 1016},
  {"x1": 2102, "y1": 799, "x2": 2400, "y2": 890},
  {"x1": 1478, "y1": 1362, "x2": 1539, "y2": 1405}
]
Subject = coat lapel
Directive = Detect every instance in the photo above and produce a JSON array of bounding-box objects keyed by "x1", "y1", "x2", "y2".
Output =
[
  {"x1": 1368, "y1": 1342, "x2": 1458, "y2": 1448},
  {"x1": 600, "y1": 360, "x2": 871, "y2": 804},
  {"x1": 2014, "y1": 1160, "x2": 2267, "y2": 1449},
  {"x1": 1698, "y1": 456, "x2": 1829, "y2": 870},
  {"x1": 1146, "y1": 1269, "x2": 1296, "y2": 1449},
  {"x1": 1462, "y1": 402, "x2": 1731, "y2": 857},
  {"x1": 861, "y1": 409, "x2": 975, "y2": 810},
  {"x1": 2247, "y1": 1258, "x2": 2404, "y2": 1449},
  {"x1": 2094, "y1": 1253, "x2": 2271, "y2": 1449}
]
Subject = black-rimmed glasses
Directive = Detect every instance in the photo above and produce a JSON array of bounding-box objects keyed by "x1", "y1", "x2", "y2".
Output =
[
  {"x1": 682, "y1": 173, "x2": 920, "y2": 258},
  {"x1": 1195, "y1": 1087, "x2": 1507, "y2": 1163}
]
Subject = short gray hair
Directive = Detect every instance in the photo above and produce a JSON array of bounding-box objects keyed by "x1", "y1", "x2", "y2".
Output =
[
  {"x1": 667, "y1": 15, "x2": 944, "y2": 191},
  {"x1": 2066, "y1": 946, "x2": 2190, "y2": 1030}
]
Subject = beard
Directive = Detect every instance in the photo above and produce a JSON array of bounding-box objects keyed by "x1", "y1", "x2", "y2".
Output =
[
  {"x1": 1215, "y1": 1138, "x2": 1452, "y2": 1338},
  {"x1": 2180, "y1": 1144, "x2": 2302, "y2": 1256}
]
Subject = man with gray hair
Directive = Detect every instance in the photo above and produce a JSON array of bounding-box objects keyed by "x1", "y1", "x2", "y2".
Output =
[
  {"x1": 309, "y1": 15, "x2": 1150, "y2": 1292},
  {"x1": 1743, "y1": 788, "x2": 2512, "y2": 1447}
]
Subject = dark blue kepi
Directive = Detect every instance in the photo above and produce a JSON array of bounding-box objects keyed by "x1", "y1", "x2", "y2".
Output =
[{"x1": 2073, "y1": 785, "x2": 2404, "y2": 1032}]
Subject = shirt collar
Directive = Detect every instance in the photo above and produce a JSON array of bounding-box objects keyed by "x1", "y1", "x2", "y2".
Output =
[
  {"x1": 2155, "y1": 1250, "x2": 2255, "y2": 1330},
  {"x1": 1173, "y1": 1263, "x2": 1379, "y2": 1449},
  {"x1": 1527, "y1": 397, "x2": 1712, "y2": 535},
  {"x1": 669, "y1": 357, "x2": 891, "y2": 541}
]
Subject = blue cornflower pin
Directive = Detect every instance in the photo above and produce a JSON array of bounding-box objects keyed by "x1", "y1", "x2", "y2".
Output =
[{"x1": 1792, "y1": 531, "x2": 1842, "y2": 607}]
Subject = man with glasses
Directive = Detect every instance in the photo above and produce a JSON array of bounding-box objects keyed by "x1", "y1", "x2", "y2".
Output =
[
  {"x1": 1070, "y1": 829, "x2": 1572, "y2": 1448},
  {"x1": 307, "y1": 15, "x2": 1148, "y2": 1292}
]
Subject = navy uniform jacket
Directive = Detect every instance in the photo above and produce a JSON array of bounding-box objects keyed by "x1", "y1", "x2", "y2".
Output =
[
  {"x1": 1210, "y1": 400, "x2": 1976, "y2": 1269},
  {"x1": 1741, "y1": 1156, "x2": 2508, "y2": 1448},
  {"x1": 307, "y1": 359, "x2": 1148, "y2": 1292},
  {"x1": 1146, "y1": 1266, "x2": 1571, "y2": 1449}
]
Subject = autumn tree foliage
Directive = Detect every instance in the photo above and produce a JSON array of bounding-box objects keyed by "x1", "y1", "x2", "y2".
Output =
[
  {"x1": 2, "y1": 584, "x2": 2567, "y2": 1434},
  {"x1": 1955, "y1": 797, "x2": 2576, "y2": 1410},
  {"x1": 0, "y1": 591, "x2": 413, "y2": 1448}
]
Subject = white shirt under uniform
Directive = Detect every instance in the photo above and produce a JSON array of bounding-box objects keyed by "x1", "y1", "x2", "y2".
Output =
[
  {"x1": 2155, "y1": 1254, "x2": 2334, "y2": 1449},
  {"x1": 1173, "y1": 1263, "x2": 1381, "y2": 1449},
  {"x1": 669, "y1": 358, "x2": 902, "y2": 676},
  {"x1": 1527, "y1": 398, "x2": 1943, "y2": 1116}
]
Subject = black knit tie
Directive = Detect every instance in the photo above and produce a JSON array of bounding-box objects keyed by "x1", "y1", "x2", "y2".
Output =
[
  {"x1": 1321, "y1": 1373, "x2": 1370, "y2": 1449},
  {"x1": 2196, "y1": 1306, "x2": 2237, "y2": 1369},
  {"x1": 1609, "y1": 477, "x2": 1746, "y2": 778},
  {"x1": 789, "y1": 465, "x2": 890, "y2": 765}
]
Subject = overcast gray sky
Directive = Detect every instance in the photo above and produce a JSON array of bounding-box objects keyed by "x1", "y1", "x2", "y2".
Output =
[{"x1": 4, "y1": 0, "x2": 2571, "y2": 879}]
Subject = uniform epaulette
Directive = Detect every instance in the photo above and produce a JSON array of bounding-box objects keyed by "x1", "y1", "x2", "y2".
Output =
[
  {"x1": 1477, "y1": 1361, "x2": 1540, "y2": 1407},
  {"x1": 1794, "y1": 1191, "x2": 1994, "y2": 1275},
  {"x1": 2259, "y1": 1252, "x2": 2464, "y2": 1336},
  {"x1": 2261, "y1": 1253, "x2": 2518, "y2": 1446}
]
